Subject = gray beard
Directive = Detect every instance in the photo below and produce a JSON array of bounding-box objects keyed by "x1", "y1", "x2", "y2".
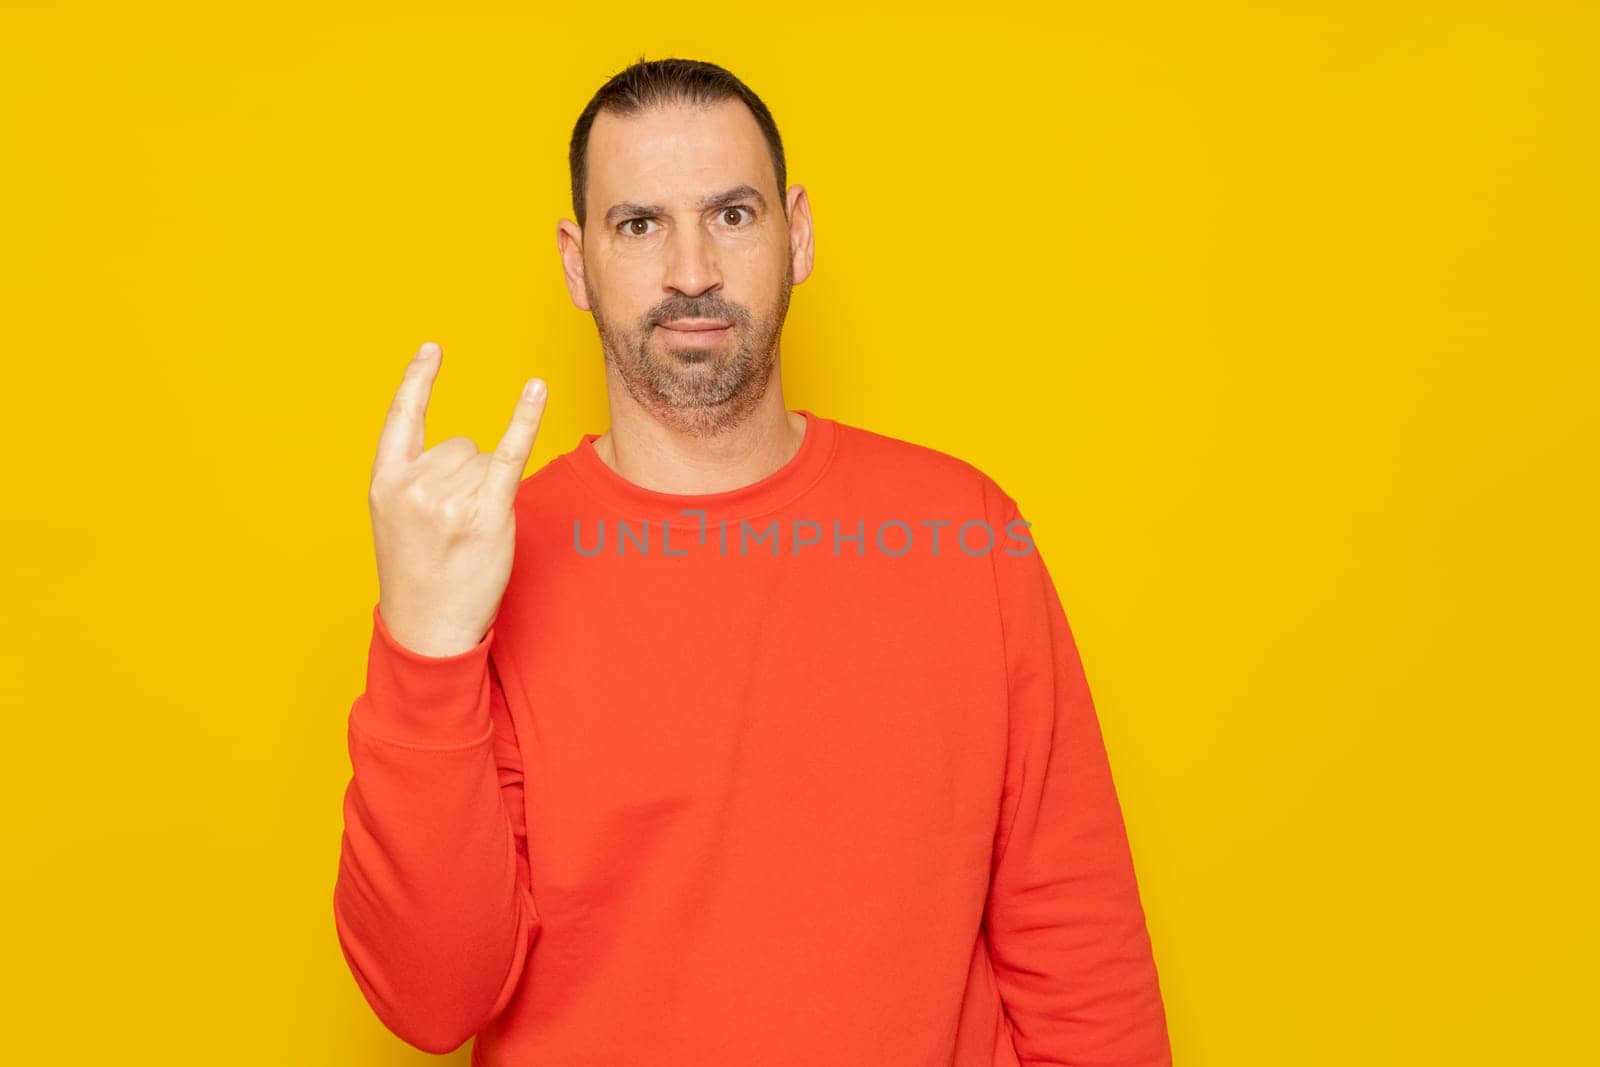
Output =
[{"x1": 591, "y1": 267, "x2": 793, "y2": 439}]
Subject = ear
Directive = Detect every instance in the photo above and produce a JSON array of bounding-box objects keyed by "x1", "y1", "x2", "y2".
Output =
[
  {"x1": 784, "y1": 184, "x2": 815, "y2": 286},
  {"x1": 556, "y1": 218, "x2": 591, "y2": 311}
]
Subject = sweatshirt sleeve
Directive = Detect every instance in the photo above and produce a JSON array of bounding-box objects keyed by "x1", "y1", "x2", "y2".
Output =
[
  {"x1": 983, "y1": 486, "x2": 1172, "y2": 1066},
  {"x1": 332, "y1": 601, "x2": 540, "y2": 1054}
]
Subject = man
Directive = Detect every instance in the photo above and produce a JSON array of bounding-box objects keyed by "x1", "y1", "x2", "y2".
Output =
[{"x1": 334, "y1": 56, "x2": 1171, "y2": 1066}]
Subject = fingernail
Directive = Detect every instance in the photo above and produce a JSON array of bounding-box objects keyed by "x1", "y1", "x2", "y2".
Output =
[
  {"x1": 419, "y1": 342, "x2": 440, "y2": 358},
  {"x1": 524, "y1": 379, "x2": 546, "y2": 400}
]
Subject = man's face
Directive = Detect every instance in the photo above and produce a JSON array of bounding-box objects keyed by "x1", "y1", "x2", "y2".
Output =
[{"x1": 559, "y1": 98, "x2": 810, "y2": 436}]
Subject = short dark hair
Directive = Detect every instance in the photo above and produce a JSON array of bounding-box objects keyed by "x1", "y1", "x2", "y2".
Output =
[{"x1": 568, "y1": 56, "x2": 787, "y2": 230}]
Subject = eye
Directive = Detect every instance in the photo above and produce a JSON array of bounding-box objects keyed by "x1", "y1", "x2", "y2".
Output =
[
  {"x1": 619, "y1": 217, "x2": 658, "y2": 237},
  {"x1": 719, "y1": 206, "x2": 753, "y2": 227}
]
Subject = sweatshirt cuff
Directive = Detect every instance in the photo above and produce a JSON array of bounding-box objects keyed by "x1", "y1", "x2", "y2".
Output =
[{"x1": 354, "y1": 601, "x2": 497, "y2": 747}]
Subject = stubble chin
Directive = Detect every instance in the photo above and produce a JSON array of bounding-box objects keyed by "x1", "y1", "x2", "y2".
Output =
[
  {"x1": 596, "y1": 280, "x2": 791, "y2": 438},
  {"x1": 614, "y1": 333, "x2": 771, "y2": 438}
]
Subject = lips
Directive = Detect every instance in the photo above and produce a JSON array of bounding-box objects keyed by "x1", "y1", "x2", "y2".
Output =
[{"x1": 659, "y1": 320, "x2": 730, "y2": 331}]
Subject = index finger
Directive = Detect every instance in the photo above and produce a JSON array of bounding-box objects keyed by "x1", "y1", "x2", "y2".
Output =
[{"x1": 373, "y1": 341, "x2": 443, "y2": 474}]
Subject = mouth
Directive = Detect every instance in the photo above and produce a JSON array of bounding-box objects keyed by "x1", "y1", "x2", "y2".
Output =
[
  {"x1": 659, "y1": 319, "x2": 731, "y2": 331},
  {"x1": 657, "y1": 320, "x2": 733, "y2": 344}
]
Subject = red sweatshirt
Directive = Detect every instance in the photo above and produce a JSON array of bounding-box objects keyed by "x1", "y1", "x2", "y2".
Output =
[{"x1": 334, "y1": 408, "x2": 1171, "y2": 1065}]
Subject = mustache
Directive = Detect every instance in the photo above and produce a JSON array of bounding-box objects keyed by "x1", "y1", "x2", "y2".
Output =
[{"x1": 649, "y1": 300, "x2": 747, "y2": 327}]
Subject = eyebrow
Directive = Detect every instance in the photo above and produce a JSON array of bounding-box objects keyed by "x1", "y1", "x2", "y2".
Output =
[{"x1": 602, "y1": 184, "x2": 768, "y2": 227}]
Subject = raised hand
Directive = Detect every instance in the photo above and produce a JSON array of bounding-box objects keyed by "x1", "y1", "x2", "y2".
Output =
[{"x1": 368, "y1": 341, "x2": 548, "y2": 657}]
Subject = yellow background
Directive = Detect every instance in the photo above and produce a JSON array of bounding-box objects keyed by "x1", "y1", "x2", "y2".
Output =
[{"x1": 2, "y1": 1, "x2": 1595, "y2": 1063}]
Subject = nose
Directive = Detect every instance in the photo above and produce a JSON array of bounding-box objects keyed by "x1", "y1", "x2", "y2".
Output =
[{"x1": 662, "y1": 222, "x2": 722, "y2": 300}]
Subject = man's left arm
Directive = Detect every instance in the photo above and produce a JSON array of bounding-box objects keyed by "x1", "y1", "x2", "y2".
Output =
[{"x1": 982, "y1": 483, "x2": 1172, "y2": 1066}]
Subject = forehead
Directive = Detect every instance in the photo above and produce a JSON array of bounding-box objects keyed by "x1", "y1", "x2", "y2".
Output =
[{"x1": 586, "y1": 99, "x2": 776, "y2": 210}]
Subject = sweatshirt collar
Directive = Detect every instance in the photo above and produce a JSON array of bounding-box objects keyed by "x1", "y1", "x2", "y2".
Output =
[{"x1": 560, "y1": 408, "x2": 838, "y2": 529}]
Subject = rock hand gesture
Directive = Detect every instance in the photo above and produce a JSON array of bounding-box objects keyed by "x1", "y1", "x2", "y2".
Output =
[{"x1": 368, "y1": 341, "x2": 548, "y2": 657}]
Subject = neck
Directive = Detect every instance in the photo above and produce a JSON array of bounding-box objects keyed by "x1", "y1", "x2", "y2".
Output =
[{"x1": 592, "y1": 362, "x2": 805, "y2": 495}]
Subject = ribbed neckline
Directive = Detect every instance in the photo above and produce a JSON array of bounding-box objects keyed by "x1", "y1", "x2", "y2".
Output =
[{"x1": 559, "y1": 408, "x2": 839, "y2": 529}]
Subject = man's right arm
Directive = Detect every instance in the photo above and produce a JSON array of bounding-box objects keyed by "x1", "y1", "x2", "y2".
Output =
[{"x1": 332, "y1": 601, "x2": 540, "y2": 1054}]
